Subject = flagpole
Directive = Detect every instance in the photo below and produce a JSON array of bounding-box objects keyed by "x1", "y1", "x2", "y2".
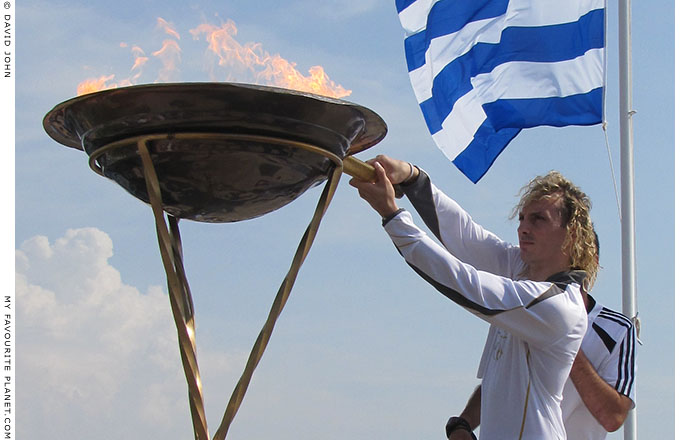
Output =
[{"x1": 618, "y1": 0, "x2": 637, "y2": 439}]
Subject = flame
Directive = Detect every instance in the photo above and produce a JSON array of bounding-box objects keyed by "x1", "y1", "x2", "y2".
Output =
[
  {"x1": 76, "y1": 74, "x2": 117, "y2": 96},
  {"x1": 258, "y1": 60, "x2": 351, "y2": 99},
  {"x1": 76, "y1": 19, "x2": 181, "y2": 96},
  {"x1": 189, "y1": 21, "x2": 257, "y2": 74},
  {"x1": 77, "y1": 16, "x2": 352, "y2": 99},
  {"x1": 130, "y1": 45, "x2": 149, "y2": 82},
  {"x1": 151, "y1": 39, "x2": 182, "y2": 82},
  {"x1": 157, "y1": 17, "x2": 181, "y2": 41},
  {"x1": 191, "y1": 19, "x2": 351, "y2": 98}
]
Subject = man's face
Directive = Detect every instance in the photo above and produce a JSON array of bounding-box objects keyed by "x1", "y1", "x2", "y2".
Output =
[{"x1": 517, "y1": 196, "x2": 570, "y2": 270}]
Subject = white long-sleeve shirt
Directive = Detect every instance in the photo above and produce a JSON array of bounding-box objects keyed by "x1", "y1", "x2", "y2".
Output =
[{"x1": 383, "y1": 172, "x2": 587, "y2": 439}]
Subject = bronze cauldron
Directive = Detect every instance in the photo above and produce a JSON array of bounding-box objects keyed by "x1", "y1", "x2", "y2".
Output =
[{"x1": 43, "y1": 82, "x2": 386, "y2": 222}]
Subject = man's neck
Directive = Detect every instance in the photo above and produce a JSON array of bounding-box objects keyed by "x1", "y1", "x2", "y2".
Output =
[{"x1": 527, "y1": 265, "x2": 570, "y2": 282}]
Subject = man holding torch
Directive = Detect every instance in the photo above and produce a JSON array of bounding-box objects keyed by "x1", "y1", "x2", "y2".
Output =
[{"x1": 350, "y1": 155, "x2": 598, "y2": 439}]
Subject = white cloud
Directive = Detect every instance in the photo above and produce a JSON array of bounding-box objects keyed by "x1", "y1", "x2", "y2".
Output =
[{"x1": 15, "y1": 227, "x2": 214, "y2": 438}]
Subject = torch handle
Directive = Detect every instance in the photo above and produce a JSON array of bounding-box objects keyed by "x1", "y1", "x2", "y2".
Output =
[{"x1": 342, "y1": 155, "x2": 376, "y2": 182}]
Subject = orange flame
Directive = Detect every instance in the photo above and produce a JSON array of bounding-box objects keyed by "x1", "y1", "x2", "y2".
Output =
[
  {"x1": 258, "y1": 59, "x2": 351, "y2": 99},
  {"x1": 156, "y1": 17, "x2": 181, "y2": 41},
  {"x1": 189, "y1": 21, "x2": 262, "y2": 76},
  {"x1": 76, "y1": 19, "x2": 182, "y2": 96},
  {"x1": 77, "y1": 16, "x2": 352, "y2": 99},
  {"x1": 191, "y1": 19, "x2": 351, "y2": 98},
  {"x1": 151, "y1": 39, "x2": 182, "y2": 82},
  {"x1": 130, "y1": 45, "x2": 149, "y2": 82},
  {"x1": 76, "y1": 74, "x2": 117, "y2": 96}
]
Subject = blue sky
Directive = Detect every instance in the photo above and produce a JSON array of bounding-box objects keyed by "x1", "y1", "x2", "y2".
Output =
[{"x1": 15, "y1": 1, "x2": 675, "y2": 439}]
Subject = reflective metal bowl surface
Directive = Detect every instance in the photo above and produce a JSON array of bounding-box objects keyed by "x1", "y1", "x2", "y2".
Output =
[{"x1": 43, "y1": 82, "x2": 387, "y2": 222}]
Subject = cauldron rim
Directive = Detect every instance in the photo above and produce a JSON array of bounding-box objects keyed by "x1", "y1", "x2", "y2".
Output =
[{"x1": 42, "y1": 81, "x2": 387, "y2": 157}]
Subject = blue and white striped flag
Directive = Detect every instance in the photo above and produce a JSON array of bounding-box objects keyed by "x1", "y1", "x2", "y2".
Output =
[{"x1": 396, "y1": 0, "x2": 605, "y2": 182}]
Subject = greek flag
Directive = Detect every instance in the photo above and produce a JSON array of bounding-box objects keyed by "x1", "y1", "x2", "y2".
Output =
[{"x1": 396, "y1": 0, "x2": 605, "y2": 182}]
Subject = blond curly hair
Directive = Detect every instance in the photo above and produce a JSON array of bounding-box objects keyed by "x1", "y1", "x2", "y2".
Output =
[{"x1": 511, "y1": 171, "x2": 599, "y2": 290}]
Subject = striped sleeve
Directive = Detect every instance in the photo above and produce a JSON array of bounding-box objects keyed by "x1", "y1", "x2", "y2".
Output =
[
  {"x1": 597, "y1": 308, "x2": 638, "y2": 402},
  {"x1": 402, "y1": 169, "x2": 523, "y2": 278},
  {"x1": 384, "y1": 209, "x2": 586, "y2": 348}
]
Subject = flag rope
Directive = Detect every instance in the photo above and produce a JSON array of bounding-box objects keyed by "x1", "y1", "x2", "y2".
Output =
[{"x1": 601, "y1": 122, "x2": 622, "y2": 221}]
